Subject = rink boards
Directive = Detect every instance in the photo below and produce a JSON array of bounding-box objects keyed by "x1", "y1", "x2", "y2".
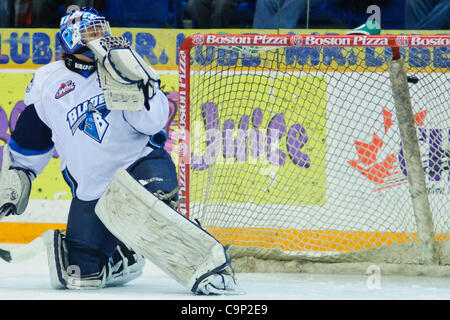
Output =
[
  {"x1": 0, "y1": 70, "x2": 447, "y2": 254},
  {"x1": 0, "y1": 27, "x2": 448, "y2": 252}
]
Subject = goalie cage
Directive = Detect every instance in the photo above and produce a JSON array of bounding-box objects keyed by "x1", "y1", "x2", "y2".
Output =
[{"x1": 177, "y1": 33, "x2": 450, "y2": 276}]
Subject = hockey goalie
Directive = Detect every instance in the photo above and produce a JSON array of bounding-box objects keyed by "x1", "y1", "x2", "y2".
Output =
[{"x1": 0, "y1": 7, "x2": 241, "y2": 295}]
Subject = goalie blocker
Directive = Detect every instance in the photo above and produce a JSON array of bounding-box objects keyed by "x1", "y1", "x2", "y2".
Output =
[
  {"x1": 95, "y1": 168, "x2": 242, "y2": 295},
  {"x1": 0, "y1": 145, "x2": 35, "y2": 219}
]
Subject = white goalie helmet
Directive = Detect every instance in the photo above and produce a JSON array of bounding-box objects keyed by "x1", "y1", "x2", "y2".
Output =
[{"x1": 57, "y1": 7, "x2": 111, "y2": 55}]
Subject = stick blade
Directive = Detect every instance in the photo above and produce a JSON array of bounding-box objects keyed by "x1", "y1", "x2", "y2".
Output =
[
  {"x1": 0, "y1": 234, "x2": 47, "y2": 263},
  {"x1": 0, "y1": 248, "x2": 11, "y2": 262}
]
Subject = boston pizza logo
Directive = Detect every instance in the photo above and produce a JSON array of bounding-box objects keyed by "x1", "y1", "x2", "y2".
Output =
[
  {"x1": 395, "y1": 35, "x2": 409, "y2": 47},
  {"x1": 290, "y1": 35, "x2": 303, "y2": 47},
  {"x1": 191, "y1": 33, "x2": 204, "y2": 46}
]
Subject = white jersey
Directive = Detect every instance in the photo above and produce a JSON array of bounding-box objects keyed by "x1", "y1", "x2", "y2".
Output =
[{"x1": 12, "y1": 60, "x2": 169, "y2": 201}]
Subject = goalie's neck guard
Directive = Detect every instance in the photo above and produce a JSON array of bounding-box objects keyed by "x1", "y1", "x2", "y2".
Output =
[{"x1": 64, "y1": 54, "x2": 96, "y2": 78}]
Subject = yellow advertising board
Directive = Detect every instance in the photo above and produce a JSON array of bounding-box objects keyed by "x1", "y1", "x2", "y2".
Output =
[
  {"x1": 0, "y1": 28, "x2": 447, "y2": 245},
  {"x1": 0, "y1": 28, "x2": 446, "y2": 70},
  {"x1": 190, "y1": 74, "x2": 327, "y2": 205}
]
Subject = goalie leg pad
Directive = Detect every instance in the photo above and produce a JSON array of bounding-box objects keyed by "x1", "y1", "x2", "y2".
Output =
[{"x1": 95, "y1": 168, "x2": 236, "y2": 293}]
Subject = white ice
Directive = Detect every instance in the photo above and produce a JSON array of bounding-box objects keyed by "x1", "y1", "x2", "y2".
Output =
[{"x1": 0, "y1": 246, "x2": 449, "y2": 300}]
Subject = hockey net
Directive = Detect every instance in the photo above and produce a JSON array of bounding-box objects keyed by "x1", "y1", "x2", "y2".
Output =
[{"x1": 177, "y1": 34, "x2": 450, "y2": 274}]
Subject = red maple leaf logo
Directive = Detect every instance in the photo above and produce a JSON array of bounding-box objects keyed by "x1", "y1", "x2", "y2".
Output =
[
  {"x1": 348, "y1": 132, "x2": 396, "y2": 184},
  {"x1": 348, "y1": 108, "x2": 427, "y2": 185},
  {"x1": 348, "y1": 153, "x2": 397, "y2": 184}
]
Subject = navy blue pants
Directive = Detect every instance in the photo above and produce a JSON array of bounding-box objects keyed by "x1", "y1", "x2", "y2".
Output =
[{"x1": 64, "y1": 148, "x2": 179, "y2": 276}]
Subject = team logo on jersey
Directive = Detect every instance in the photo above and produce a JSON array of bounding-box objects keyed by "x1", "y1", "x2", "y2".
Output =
[
  {"x1": 66, "y1": 93, "x2": 110, "y2": 143},
  {"x1": 55, "y1": 80, "x2": 76, "y2": 99}
]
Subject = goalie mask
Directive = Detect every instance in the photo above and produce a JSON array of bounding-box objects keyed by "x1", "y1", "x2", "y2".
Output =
[{"x1": 57, "y1": 7, "x2": 111, "y2": 57}]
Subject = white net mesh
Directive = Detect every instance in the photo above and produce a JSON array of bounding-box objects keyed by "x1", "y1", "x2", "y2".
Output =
[
  {"x1": 99, "y1": 36, "x2": 131, "y2": 49},
  {"x1": 180, "y1": 36, "x2": 449, "y2": 268}
]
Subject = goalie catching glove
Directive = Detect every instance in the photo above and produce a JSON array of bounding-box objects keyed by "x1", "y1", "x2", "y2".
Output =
[
  {"x1": 86, "y1": 36, "x2": 160, "y2": 111},
  {"x1": 0, "y1": 145, "x2": 35, "y2": 220}
]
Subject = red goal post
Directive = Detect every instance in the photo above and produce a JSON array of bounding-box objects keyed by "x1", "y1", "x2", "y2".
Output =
[{"x1": 177, "y1": 33, "x2": 449, "y2": 272}]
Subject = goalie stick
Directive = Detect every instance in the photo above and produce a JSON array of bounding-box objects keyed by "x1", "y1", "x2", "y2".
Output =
[{"x1": 0, "y1": 232, "x2": 47, "y2": 263}]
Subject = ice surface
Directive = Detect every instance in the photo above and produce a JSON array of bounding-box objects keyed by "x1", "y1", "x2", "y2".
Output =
[{"x1": 0, "y1": 246, "x2": 449, "y2": 300}]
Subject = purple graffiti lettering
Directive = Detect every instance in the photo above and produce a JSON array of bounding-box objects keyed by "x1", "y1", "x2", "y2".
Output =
[
  {"x1": 266, "y1": 114, "x2": 287, "y2": 166},
  {"x1": 287, "y1": 124, "x2": 310, "y2": 168},
  {"x1": 398, "y1": 128, "x2": 449, "y2": 182},
  {"x1": 0, "y1": 105, "x2": 11, "y2": 168},
  {"x1": 0, "y1": 101, "x2": 61, "y2": 164},
  {"x1": 236, "y1": 115, "x2": 249, "y2": 163},
  {"x1": 250, "y1": 108, "x2": 263, "y2": 158},
  {"x1": 251, "y1": 108, "x2": 263, "y2": 127},
  {"x1": 191, "y1": 104, "x2": 312, "y2": 170},
  {"x1": 192, "y1": 102, "x2": 220, "y2": 170},
  {"x1": 428, "y1": 129, "x2": 445, "y2": 181},
  {"x1": 0, "y1": 106, "x2": 10, "y2": 143},
  {"x1": 223, "y1": 119, "x2": 235, "y2": 159}
]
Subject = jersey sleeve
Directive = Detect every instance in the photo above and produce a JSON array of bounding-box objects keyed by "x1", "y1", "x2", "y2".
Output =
[
  {"x1": 24, "y1": 69, "x2": 51, "y2": 128},
  {"x1": 122, "y1": 88, "x2": 169, "y2": 136},
  {"x1": 9, "y1": 104, "x2": 54, "y2": 176}
]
